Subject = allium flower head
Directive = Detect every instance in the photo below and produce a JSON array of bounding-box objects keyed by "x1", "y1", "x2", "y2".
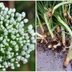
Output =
[{"x1": 0, "y1": 3, "x2": 36, "y2": 71}]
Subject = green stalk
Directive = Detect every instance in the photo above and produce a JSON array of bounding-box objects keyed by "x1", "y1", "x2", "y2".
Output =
[
  {"x1": 36, "y1": 32, "x2": 44, "y2": 38},
  {"x1": 61, "y1": 26, "x2": 66, "y2": 46},
  {"x1": 37, "y1": 14, "x2": 44, "y2": 33},
  {"x1": 36, "y1": 6, "x2": 44, "y2": 33},
  {"x1": 44, "y1": 13, "x2": 54, "y2": 39},
  {"x1": 52, "y1": 2, "x2": 72, "y2": 14},
  {"x1": 56, "y1": 16, "x2": 72, "y2": 37},
  {"x1": 61, "y1": 4, "x2": 66, "y2": 46}
]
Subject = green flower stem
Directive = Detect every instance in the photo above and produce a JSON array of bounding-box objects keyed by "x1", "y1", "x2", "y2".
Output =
[
  {"x1": 56, "y1": 16, "x2": 72, "y2": 37},
  {"x1": 44, "y1": 13, "x2": 54, "y2": 39}
]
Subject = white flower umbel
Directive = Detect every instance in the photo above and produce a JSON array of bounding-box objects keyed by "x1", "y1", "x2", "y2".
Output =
[{"x1": 0, "y1": 3, "x2": 36, "y2": 71}]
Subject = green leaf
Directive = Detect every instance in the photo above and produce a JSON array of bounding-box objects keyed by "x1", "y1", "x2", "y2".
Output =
[{"x1": 52, "y1": 2, "x2": 72, "y2": 14}]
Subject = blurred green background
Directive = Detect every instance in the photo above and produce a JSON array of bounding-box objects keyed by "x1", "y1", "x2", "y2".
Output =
[{"x1": 0, "y1": 1, "x2": 35, "y2": 71}]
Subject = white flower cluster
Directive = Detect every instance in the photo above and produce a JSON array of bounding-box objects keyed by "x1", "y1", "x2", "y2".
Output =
[{"x1": 0, "y1": 3, "x2": 36, "y2": 71}]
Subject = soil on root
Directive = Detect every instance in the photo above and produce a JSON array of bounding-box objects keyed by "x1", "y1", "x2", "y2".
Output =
[{"x1": 37, "y1": 39, "x2": 72, "y2": 71}]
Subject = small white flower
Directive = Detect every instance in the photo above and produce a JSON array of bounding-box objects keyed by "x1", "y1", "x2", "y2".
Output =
[
  {"x1": 16, "y1": 38, "x2": 19, "y2": 41},
  {"x1": 0, "y1": 44, "x2": 4, "y2": 47},
  {"x1": 27, "y1": 40, "x2": 30, "y2": 43},
  {"x1": 12, "y1": 41, "x2": 16, "y2": 45},
  {"x1": 16, "y1": 24, "x2": 19, "y2": 29},
  {"x1": 19, "y1": 23, "x2": 24, "y2": 28},
  {"x1": 3, "y1": 62, "x2": 8, "y2": 68},
  {"x1": 1, "y1": 65, "x2": 4, "y2": 68},
  {"x1": 10, "y1": 18, "x2": 15, "y2": 23},
  {"x1": 8, "y1": 8, "x2": 12, "y2": 15},
  {"x1": 11, "y1": 35, "x2": 16, "y2": 40},
  {"x1": 12, "y1": 8, "x2": 16, "y2": 13},
  {"x1": 24, "y1": 18, "x2": 28, "y2": 23},
  {"x1": 11, "y1": 30, "x2": 16, "y2": 34},
  {"x1": 16, "y1": 61, "x2": 18, "y2": 64},
  {"x1": 3, "y1": 39, "x2": 8, "y2": 46},
  {"x1": 0, "y1": 37, "x2": 3, "y2": 41},
  {"x1": 7, "y1": 54, "x2": 12, "y2": 59},
  {"x1": 8, "y1": 62, "x2": 11, "y2": 66},
  {"x1": 6, "y1": 23, "x2": 9, "y2": 27},
  {"x1": 1, "y1": 16, "x2": 4, "y2": 21},
  {"x1": 3, "y1": 11, "x2": 7, "y2": 15},
  {"x1": 21, "y1": 51, "x2": 26, "y2": 55},
  {"x1": 21, "y1": 43, "x2": 23, "y2": 47},
  {"x1": 11, "y1": 66, "x2": 15, "y2": 69},
  {"x1": 21, "y1": 57, "x2": 25, "y2": 61},
  {"x1": 23, "y1": 46, "x2": 27, "y2": 51},
  {"x1": 2, "y1": 6, "x2": 5, "y2": 10},
  {"x1": 8, "y1": 29, "x2": 12, "y2": 32},
  {"x1": 28, "y1": 29, "x2": 34, "y2": 35},
  {"x1": 0, "y1": 64, "x2": 2, "y2": 68},
  {"x1": 15, "y1": 44, "x2": 19, "y2": 48},
  {"x1": 20, "y1": 21, "x2": 24, "y2": 25},
  {"x1": 6, "y1": 51, "x2": 11, "y2": 55},
  {"x1": 26, "y1": 49, "x2": 32, "y2": 54},
  {"x1": 19, "y1": 40, "x2": 23, "y2": 44},
  {"x1": 11, "y1": 58, "x2": 15, "y2": 62},
  {"x1": 5, "y1": 65, "x2": 8, "y2": 68},
  {"x1": 25, "y1": 54, "x2": 30, "y2": 59},
  {"x1": 7, "y1": 38, "x2": 10, "y2": 42},
  {"x1": 16, "y1": 53, "x2": 18, "y2": 56},
  {"x1": 16, "y1": 12, "x2": 20, "y2": 17},
  {"x1": 5, "y1": 7, "x2": 8, "y2": 11},
  {"x1": 16, "y1": 34, "x2": 20, "y2": 37},
  {"x1": 17, "y1": 63, "x2": 20, "y2": 67},
  {"x1": 23, "y1": 58, "x2": 28, "y2": 64},
  {"x1": 21, "y1": 12, "x2": 26, "y2": 18},
  {"x1": 25, "y1": 35, "x2": 29, "y2": 40},
  {"x1": 32, "y1": 39, "x2": 36, "y2": 43},
  {"x1": 0, "y1": 21, "x2": 3, "y2": 24},
  {"x1": 4, "y1": 31, "x2": 8, "y2": 36},
  {"x1": 29, "y1": 44, "x2": 35, "y2": 49},
  {"x1": 8, "y1": 47, "x2": 12, "y2": 51},
  {"x1": 17, "y1": 55, "x2": 21, "y2": 60},
  {"x1": 19, "y1": 37, "x2": 23, "y2": 41},
  {"x1": 31, "y1": 36, "x2": 34, "y2": 40},
  {"x1": 15, "y1": 47, "x2": 19, "y2": 52},
  {"x1": 1, "y1": 11, "x2": 3, "y2": 15},
  {"x1": 18, "y1": 14, "x2": 21, "y2": 17},
  {"x1": 8, "y1": 11, "x2": 11, "y2": 15},
  {"x1": 1, "y1": 25, "x2": 4, "y2": 29},
  {"x1": 1, "y1": 48, "x2": 5, "y2": 53},
  {"x1": 6, "y1": 15, "x2": 9, "y2": 19},
  {"x1": 11, "y1": 52, "x2": 14, "y2": 57},
  {"x1": 2, "y1": 68, "x2": 6, "y2": 71},
  {"x1": 0, "y1": 3, "x2": 4, "y2": 8},
  {"x1": 23, "y1": 40, "x2": 26, "y2": 43},
  {"x1": 0, "y1": 56, "x2": 2, "y2": 62},
  {"x1": 28, "y1": 25, "x2": 33, "y2": 30},
  {"x1": 11, "y1": 13, "x2": 14, "y2": 17}
]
